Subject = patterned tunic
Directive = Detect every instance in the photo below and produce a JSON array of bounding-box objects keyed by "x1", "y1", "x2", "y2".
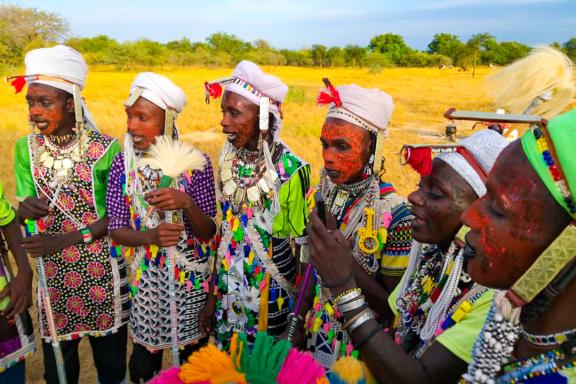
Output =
[
  {"x1": 106, "y1": 152, "x2": 217, "y2": 351},
  {"x1": 14, "y1": 132, "x2": 129, "y2": 341},
  {"x1": 215, "y1": 142, "x2": 310, "y2": 348}
]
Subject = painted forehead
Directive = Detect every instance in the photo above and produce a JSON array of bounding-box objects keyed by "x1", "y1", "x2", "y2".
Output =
[
  {"x1": 321, "y1": 118, "x2": 368, "y2": 139},
  {"x1": 430, "y1": 158, "x2": 470, "y2": 192},
  {"x1": 221, "y1": 90, "x2": 256, "y2": 109}
]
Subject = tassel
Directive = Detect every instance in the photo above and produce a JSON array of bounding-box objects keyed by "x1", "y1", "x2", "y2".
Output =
[
  {"x1": 179, "y1": 344, "x2": 246, "y2": 384},
  {"x1": 204, "y1": 81, "x2": 223, "y2": 101},
  {"x1": 317, "y1": 78, "x2": 342, "y2": 107},
  {"x1": 276, "y1": 349, "x2": 326, "y2": 384}
]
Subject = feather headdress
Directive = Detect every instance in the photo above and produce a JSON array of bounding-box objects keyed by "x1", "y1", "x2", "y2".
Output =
[
  {"x1": 486, "y1": 46, "x2": 575, "y2": 118},
  {"x1": 137, "y1": 136, "x2": 206, "y2": 187}
]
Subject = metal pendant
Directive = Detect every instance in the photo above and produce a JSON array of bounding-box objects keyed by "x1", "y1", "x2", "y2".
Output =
[
  {"x1": 257, "y1": 177, "x2": 270, "y2": 193},
  {"x1": 334, "y1": 190, "x2": 350, "y2": 208},
  {"x1": 62, "y1": 158, "x2": 74, "y2": 169},
  {"x1": 234, "y1": 187, "x2": 246, "y2": 206},
  {"x1": 264, "y1": 168, "x2": 279, "y2": 186},
  {"x1": 43, "y1": 156, "x2": 54, "y2": 168},
  {"x1": 220, "y1": 168, "x2": 233, "y2": 182},
  {"x1": 53, "y1": 159, "x2": 62, "y2": 170},
  {"x1": 223, "y1": 180, "x2": 237, "y2": 196},
  {"x1": 246, "y1": 186, "x2": 261, "y2": 203}
]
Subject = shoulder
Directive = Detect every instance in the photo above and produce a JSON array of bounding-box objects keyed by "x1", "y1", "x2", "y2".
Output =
[
  {"x1": 275, "y1": 144, "x2": 309, "y2": 182},
  {"x1": 377, "y1": 181, "x2": 413, "y2": 223},
  {"x1": 15, "y1": 135, "x2": 32, "y2": 152}
]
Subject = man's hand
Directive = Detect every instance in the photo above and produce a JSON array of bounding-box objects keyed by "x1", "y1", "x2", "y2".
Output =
[
  {"x1": 21, "y1": 234, "x2": 62, "y2": 258},
  {"x1": 17, "y1": 197, "x2": 49, "y2": 220},
  {"x1": 148, "y1": 222, "x2": 184, "y2": 247},
  {"x1": 0, "y1": 269, "x2": 32, "y2": 318},
  {"x1": 198, "y1": 293, "x2": 216, "y2": 334},
  {"x1": 146, "y1": 188, "x2": 192, "y2": 211}
]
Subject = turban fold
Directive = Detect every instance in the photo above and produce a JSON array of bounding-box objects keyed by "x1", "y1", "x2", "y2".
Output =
[
  {"x1": 322, "y1": 84, "x2": 394, "y2": 135},
  {"x1": 128, "y1": 72, "x2": 187, "y2": 113},
  {"x1": 437, "y1": 129, "x2": 509, "y2": 197},
  {"x1": 521, "y1": 109, "x2": 576, "y2": 219}
]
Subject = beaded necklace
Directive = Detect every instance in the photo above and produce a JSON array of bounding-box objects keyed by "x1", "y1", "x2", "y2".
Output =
[{"x1": 497, "y1": 347, "x2": 576, "y2": 383}]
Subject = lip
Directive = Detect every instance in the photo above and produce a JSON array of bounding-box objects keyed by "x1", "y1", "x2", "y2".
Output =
[
  {"x1": 223, "y1": 131, "x2": 237, "y2": 143},
  {"x1": 463, "y1": 233, "x2": 477, "y2": 260},
  {"x1": 33, "y1": 121, "x2": 49, "y2": 130},
  {"x1": 410, "y1": 209, "x2": 427, "y2": 226},
  {"x1": 324, "y1": 168, "x2": 341, "y2": 179}
]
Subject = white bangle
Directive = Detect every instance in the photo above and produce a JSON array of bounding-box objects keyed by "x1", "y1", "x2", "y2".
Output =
[
  {"x1": 347, "y1": 310, "x2": 375, "y2": 334},
  {"x1": 337, "y1": 296, "x2": 366, "y2": 313},
  {"x1": 335, "y1": 289, "x2": 362, "y2": 306}
]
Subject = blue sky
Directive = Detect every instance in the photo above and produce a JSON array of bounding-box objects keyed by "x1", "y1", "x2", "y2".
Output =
[{"x1": 8, "y1": 0, "x2": 576, "y2": 49}]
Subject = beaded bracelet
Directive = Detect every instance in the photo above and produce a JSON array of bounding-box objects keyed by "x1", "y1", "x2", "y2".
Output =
[
  {"x1": 347, "y1": 310, "x2": 375, "y2": 334},
  {"x1": 81, "y1": 228, "x2": 93, "y2": 244},
  {"x1": 354, "y1": 323, "x2": 384, "y2": 350},
  {"x1": 323, "y1": 272, "x2": 353, "y2": 288},
  {"x1": 334, "y1": 288, "x2": 362, "y2": 306},
  {"x1": 337, "y1": 296, "x2": 366, "y2": 313}
]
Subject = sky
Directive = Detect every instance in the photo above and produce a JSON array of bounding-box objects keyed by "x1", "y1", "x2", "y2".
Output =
[{"x1": 6, "y1": 0, "x2": 576, "y2": 50}]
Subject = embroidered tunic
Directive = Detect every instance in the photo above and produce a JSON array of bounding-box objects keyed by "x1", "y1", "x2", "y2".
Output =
[
  {"x1": 106, "y1": 152, "x2": 217, "y2": 351},
  {"x1": 214, "y1": 142, "x2": 310, "y2": 348},
  {"x1": 0, "y1": 181, "x2": 35, "y2": 372},
  {"x1": 306, "y1": 176, "x2": 413, "y2": 368},
  {"x1": 14, "y1": 132, "x2": 129, "y2": 341}
]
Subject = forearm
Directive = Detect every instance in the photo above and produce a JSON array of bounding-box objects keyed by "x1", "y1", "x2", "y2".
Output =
[
  {"x1": 352, "y1": 261, "x2": 394, "y2": 322},
  {"x1": 2, "y1": 220, "x2": 32, "y2": 276},
  {"x1": 110, "y1": 227, "x2": 153, "y2": 247},
  {"x1": 330, "y1": 279, "x2": 429, "y2": 384},
  {"x1": 183, "y1": 200, "x2": 216, "y2": 240}
]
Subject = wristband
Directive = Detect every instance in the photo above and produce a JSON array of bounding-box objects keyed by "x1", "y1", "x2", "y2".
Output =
[
  {"x1": 337, "y1": 296, "x2": 366, "y2": 313},
  {"x1": 334, "y1": 288, "x2": 362, "y2": 306},
  {"x1": 81, "y1": 228, "x2": 93, "y2": 244}
]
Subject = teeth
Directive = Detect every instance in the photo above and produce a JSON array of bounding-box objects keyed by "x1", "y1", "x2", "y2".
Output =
[{"x1": 226, "y1": 134, "x2": 237, "y2": 141}]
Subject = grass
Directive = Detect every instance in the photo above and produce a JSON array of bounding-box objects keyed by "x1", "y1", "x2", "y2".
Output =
[{"x1": 0, "y1": 65, "x2": 499, "y2": 382}]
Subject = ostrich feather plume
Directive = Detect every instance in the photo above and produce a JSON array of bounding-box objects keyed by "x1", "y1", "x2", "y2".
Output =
[
  {"x1": 137, "y1": 136, "x2": 206, "y2": 179},
  {"x1": 486, "y1": 45, "x2": 575, "y2": 118}
]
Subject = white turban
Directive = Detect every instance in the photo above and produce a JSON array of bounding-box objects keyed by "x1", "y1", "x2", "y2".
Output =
[
  {"x1": 25, "y1": 45, "x2": 98, "y2": 131},
  {"x1": 326, "y1": 84, "x2": 394, "y2": 135},
  {"x1": 224, "y1": 60, "x2": 288, "y2": 135},
  {"x1": 437, "y1": 129, "x2": 509, "y2": 197},
  {"x1": 128, "y1": 72, "x2": 187, "y2": 113}
]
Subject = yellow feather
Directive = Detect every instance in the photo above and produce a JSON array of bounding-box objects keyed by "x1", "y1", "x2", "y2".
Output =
[
  {"x1": 486, "y1": 45, "x2": 575, "y2": 118},
  {"x1": 137, "y1": 136, "x2": 206, "y2": 178}
]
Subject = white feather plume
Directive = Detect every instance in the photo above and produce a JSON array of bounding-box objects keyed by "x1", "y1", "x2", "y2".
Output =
[{"x1": 137, "y1": 136, "x2": 206, "y2": 178}]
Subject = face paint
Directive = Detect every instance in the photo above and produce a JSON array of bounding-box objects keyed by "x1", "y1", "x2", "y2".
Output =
[
  {"x1": 462, "y1": 142, "x2": 570, "y2": 289},
  {"x1": 220, "y1": 91, "x2": 260, "y2": 150},
  {"x1": 26, "y1": 83, "x2": 75, "y2": 136},
  {"x1": 407, "y1": 159, "x2": 478, "y2": 249},
  {"x1": 126, "y1": 97, "x2": 166, "y2": 150},
  {"x1": 320, "y1": 118, "x2": 372, "y2": 185}
]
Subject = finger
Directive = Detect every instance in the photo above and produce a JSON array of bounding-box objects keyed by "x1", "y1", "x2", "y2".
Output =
[
  {"x1": 29, "y1": 198, "x2": 49, "y2": 211},
  {"x1": 2, "y1": 296, "x2": 16, "y2": 317},
  {"x1": 0, "y1": 286, "x2": 10, "y2": 300},
  {"x1": 333, "y1": 230, "x2": 348, "y2": 247},
  {"x1": 5, "y1": 297, "x2": 24, "y2": 318},
  {"x1": 325, "y1": 211, "x2": 338, "y2": 231}
]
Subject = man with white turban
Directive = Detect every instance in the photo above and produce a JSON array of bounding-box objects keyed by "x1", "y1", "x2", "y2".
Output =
[
  {"x1": 106, "y1": 72, "x2": 217, "y2": 382},
  {"x1": 12, "y1": 45, "x2": 128, "y2": 383},
  {"x1": 201, "y1": 61, "x2": 311, "y2": 348},
  {"x1": 290, "y1": 81, "x2": 413, "y2": 367}
]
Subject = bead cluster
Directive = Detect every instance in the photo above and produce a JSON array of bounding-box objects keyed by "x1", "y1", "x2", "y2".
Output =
[
  {"x1": 498, "y1": 349, "x2": 576, "y2": 383},
  {"x1": 519, "y1": 325, "x2": 576, "y2": 347},
  {"x1": 531, "y1": 125, "x2": 576, "y2": 215}
]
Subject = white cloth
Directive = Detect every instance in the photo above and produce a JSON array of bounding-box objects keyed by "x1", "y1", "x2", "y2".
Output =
[
  {"x1": 225, "y1": 60, "x2": 288, "y2": 135},
  {"x1": 437, "y1": 129, "x2": 509, "y2": 197},
  {"x1": 128, "y1": 72, "x2": 187, "y2": 113},
  {"x1": 326, "y1": 84, "x2": 394, "y2": 135},
  {"x1": 25, "y1": 45, "x2": 98, "y2": 131}
]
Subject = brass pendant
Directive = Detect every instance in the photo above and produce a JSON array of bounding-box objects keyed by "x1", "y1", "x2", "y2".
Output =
[
  {"x1": 220, "y1": 168, "x2": 233, "y2": 182},
  {"x1": 334, "y1": 190, "x2": 349, "y2": 208},
  {"x1": 257, "y1": 177, "x2": 270, "y2": 193},
  {"x1": 223, "y1": 180, "x2": 237, "y2": 196},
  {"x1": 246, "y1": 186, "x2": 261, "y2": 203}
]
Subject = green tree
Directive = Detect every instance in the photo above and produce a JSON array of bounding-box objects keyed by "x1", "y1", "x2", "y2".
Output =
[
  {"x1": 343, "y1": 45, "x2": 366, "y2": 67},
  {"x1": 427, "y1": 33, "x2": 463, "y2": 64},
  {"x1": 368, "y1": 33, "x2": 413, "y2": 65},
  {"x1": 327, "y1": 47, "x2": 345, "y2": 67},
  {"x1": 564, "y1": 38, "x2": 576, "y2": 61},
  {"x1": 310, "y1": 44, "x2": 328, "y2": 67},
  {"x1": 467, "y1": 33, "x2": 495, "y2": 76}
]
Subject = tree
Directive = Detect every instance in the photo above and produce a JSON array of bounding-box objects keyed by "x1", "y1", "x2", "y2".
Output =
[
  {"x1": 343, "y1": 45, "x2": 366, "y2": 67},
  {"x1": 368, "y1": 33, "x2": 413, "y2": 65},
  {"x1": 310, "y1": 44, "x2": 328, "y2": 67},
  {"x1": 427, "y1": 33, "x2": 463, "y2": 64},
  {"x1": 564, "y1": 38, "x2": 576, "y2": 61},
  {"x1": 0, "y1": 5, "x2": 69, "y2": 63},
  {"x1": 326, "y1": 47, "x2": 345, "y2": 67},
  {"x1": 206, "y1": 32, "x2": 251, "y2": 58},
  {"x1": 467, "y1": 33, "x2": 495, "y2": 76}
]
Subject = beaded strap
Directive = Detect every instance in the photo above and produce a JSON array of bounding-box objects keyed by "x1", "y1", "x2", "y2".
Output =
[{"x1": 520, "y1": 325, "x2": 576, "y2": 347}]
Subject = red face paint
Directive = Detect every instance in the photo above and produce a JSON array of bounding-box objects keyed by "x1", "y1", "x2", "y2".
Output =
[
  {"x1": 462, "y1": 142, "x2": 567, "y2": 290},
  {"x1": 320, "y1": 118, "x2": 371, "y2": 185},
  {"x1": 220, "y1": 91, "x2": 260, "y2": 150},
  {"x1": 26, "y1": 83, "x2": 75, "y2": 136},
  {"x1": 126, "y1": 97, "x2": 166, "y2": 150}
]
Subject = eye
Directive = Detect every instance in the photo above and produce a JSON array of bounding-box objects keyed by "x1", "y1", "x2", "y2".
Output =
[
  {"x1": 41, "y1": 101, "x2": 52, "y2": 107},
  {"x1": 230, "y1": 110, "x2": 241, "y2": 118},
  {"x1": 336, "y1": 143, "x2": 350, "y2": 151},
  {"x1": 488, "y1": 197, "x2": 505, "y2": 218},
  {"x1": 428, "y1": 186, "x2": 445, "y2": 200}
]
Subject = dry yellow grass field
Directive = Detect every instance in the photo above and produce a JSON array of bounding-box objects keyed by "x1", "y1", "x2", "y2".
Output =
[{"x1": 0, "y1": 65, "x2": 498, "y2": 382}]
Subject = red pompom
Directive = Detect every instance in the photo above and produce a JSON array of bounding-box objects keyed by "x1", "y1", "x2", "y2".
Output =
[
  {"x1": 204, "y1": 81, "x2": 223, "y2": 99},
  {"x1": 10, "y1": 76, "x2": 27, "y2": 94},
  {"x1": 316, "y1": 85, "x2": 342, "y2": 107},
  {"x1": 404, "y1": 147, "x2": 433, "y2": 177}
]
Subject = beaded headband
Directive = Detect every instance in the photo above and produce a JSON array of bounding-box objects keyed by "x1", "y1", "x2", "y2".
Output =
[{"x1": 204, "y1": 77, "x2": 282, "y2": 109}]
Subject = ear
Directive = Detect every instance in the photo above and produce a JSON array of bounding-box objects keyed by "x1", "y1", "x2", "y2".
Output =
[{"x1": 66, "y1": 97, "x2": 75, "y2": 114}]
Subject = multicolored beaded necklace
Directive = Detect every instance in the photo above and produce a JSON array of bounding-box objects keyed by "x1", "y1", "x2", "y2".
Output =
[
  {"x1": 497, "y1": 347, "x2": 576, "y2": 383},
  {"x1": 109, "y1": 164, "x2": 215, "y2": 298}
]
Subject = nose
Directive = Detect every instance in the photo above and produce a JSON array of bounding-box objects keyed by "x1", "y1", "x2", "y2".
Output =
[
  {"x1": 126, "y1": 116, "x2": 137, "y2": 133},
  {"x1": 408, "y1": 188, "x2": 424, "y2": 207},
  {"x1": 28, "y1": 102, "x2": 42, "y2": 118},
  {"x1": 322, "y1": 147, "x2": 336, "y2": 167}
]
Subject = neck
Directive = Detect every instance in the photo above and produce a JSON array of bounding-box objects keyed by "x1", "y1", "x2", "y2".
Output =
[{"x1": 516, "y1": 276, "x2": 576, "y2": 358}]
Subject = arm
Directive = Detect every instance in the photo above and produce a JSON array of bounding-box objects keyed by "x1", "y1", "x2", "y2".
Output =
[
  {"x1": 352, "y1": 262, "x2": 395, "y2": 322},
  {"x1": 308, "y1": 211, "x2": 467, "y2": 384}
]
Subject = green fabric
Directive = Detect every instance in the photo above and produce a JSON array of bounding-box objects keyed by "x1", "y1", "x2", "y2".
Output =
[
  {"x1": 521, "y1": 109, "x2": 576, "y2": 219},
  {"x1": 388, "y1": 277, "x2": 494, "y2": 364},
  {"x1": 14, "y1": 135, "x2": 121, "y2": 218},
  {"x1": 0, "y1": 181, "x2": 15, "y2": 226},
  {"x1": 272, "y1": 164, "x2": 311, "y2": 239},
  {"x1": 560, "y1": 366, "x2": 576, "y2": 382}
]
